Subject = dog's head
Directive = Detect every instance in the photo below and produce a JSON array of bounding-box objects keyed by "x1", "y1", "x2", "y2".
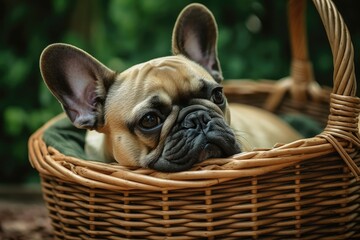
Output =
[{"x1": 40, "y1": 3, "x2": 241, "y2": 172}]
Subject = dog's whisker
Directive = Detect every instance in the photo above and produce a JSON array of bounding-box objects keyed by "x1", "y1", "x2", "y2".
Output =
[{"x1": 231, "y1": 128, "x2": 254, "y2": 151}]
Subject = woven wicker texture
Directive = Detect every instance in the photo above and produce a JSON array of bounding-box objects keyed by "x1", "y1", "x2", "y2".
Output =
[{"x1": 29, "y1": 0, "x2": 360, "y2": 239}]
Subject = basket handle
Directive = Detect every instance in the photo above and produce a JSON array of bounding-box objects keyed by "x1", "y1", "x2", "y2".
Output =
[
  {"x1": 311, "y1": 0, "x2": 357, "y2": 96},
  {"x1": 308, "y1": 0, "x2": 360, "y2": 179},
  {"x1": 264, "y1": 0, "x2": 320, "y2": 110},
  {"x1": 289, "y1": 0, "x2": 356, "y2": 96},
  {"x1": 288, "y1": 0, "x2": 315, "y2": 103},
  {"x1": 265, "y1": 0, "x2": 358, "y2": 106},
  {"x1": 290, "y1": 0, "x2": 358, "y2": 97}
]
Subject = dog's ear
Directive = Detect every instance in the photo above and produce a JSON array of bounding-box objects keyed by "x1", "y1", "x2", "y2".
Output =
[
  {"x1": 172, "y1": 3, "x2": 223, "y2": 82},
  {"x1": 40, "y1": 43, "x2": 116, "y2": 130}
]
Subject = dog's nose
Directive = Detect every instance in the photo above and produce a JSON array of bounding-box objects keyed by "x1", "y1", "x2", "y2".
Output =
[{"x1": 183, "y1": 110, "x2": 211, "y2": 130}]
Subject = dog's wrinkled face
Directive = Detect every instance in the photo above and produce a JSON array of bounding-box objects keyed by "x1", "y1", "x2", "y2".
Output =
[
  {"x1": 40, "y1": 3, "x2": 241, "y2": 172},
  {"x1": 105, "y1": 56, "x2": 240, "y2": 171}
]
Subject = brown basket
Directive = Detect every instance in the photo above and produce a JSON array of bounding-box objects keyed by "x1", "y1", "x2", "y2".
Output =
[{"x1": 29, "y1": 0, "x2": 360, "y2": 239}]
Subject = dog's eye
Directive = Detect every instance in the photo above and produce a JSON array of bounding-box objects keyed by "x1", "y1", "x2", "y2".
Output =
[
  {"x1": 212, "y1": 88, "x2": 224, "y2": 105},
  {"x1": 139, "y1": 112, "x2": 162, "y2": 129}
]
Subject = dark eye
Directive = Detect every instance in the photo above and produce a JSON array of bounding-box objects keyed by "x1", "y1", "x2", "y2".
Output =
[
  {"x1": 139, "y1": 112, "x2": 162, "y2": 129},
  {"x1": 212, "y1": 88, "x2": 224, "y2": 105}
]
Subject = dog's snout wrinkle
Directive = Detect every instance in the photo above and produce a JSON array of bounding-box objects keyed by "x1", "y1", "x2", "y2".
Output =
[
  {"x1": 183, "y1": 111, "x2": 211, "y2": 132},
  {"x1": 177, "y1": 105, "x2": 209, "y2": 122}
]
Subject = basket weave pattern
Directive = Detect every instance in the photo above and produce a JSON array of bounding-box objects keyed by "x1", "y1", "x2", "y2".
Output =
[{"x1": 29, "y1": 0, "x2": 360, "y2": 239}]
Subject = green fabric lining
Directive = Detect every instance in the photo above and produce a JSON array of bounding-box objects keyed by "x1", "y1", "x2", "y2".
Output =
[{"x1": 43, "y1": 117, "x2": 88, "y2": 160}]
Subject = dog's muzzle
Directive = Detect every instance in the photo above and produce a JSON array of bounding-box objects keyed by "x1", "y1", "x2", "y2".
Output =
[{"x1": 149, "y1": 105, "x2": 241, "y2": 172}]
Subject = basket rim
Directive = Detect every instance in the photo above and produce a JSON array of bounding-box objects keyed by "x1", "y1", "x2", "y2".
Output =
[{"x1": 29, "y1": 86, "x2": 348, "y2": 191}]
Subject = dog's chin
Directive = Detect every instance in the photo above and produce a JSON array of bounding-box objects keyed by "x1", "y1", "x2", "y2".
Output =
[
  {"x1": 149, "y1": 129, "x2": 241, "y2": 172},
  {"x1": 149, "y1": 143, "x2": 224, "y2": 172}
]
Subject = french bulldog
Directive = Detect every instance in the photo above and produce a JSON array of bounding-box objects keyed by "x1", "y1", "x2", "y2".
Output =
[{"x1": 40, "y1": 3, "x2": 301, "y2": 172}]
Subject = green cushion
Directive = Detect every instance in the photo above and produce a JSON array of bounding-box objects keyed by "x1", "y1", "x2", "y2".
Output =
[{"x1": 43, "y1": 116, "x2": 88, "y2": 159}]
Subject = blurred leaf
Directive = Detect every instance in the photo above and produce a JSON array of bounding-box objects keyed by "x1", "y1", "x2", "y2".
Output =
[
  {"x1": 8, "y1": 3, "x2": 27, "y2": 24},
  {"x1": 317, "y1": 51, "x2": 333, "y2": 73},
  {"x1": 52, "y1": 0, "x2": 68, "y2": 14},
  {"x1": 107, "y1": 57, "x2": 127, "y2": 72},
  {"x1": 5, "y1": 58, "x2": 30, "y2": 88},
  {"x1": 38, "y1": 83, "x2": 54, "y2": 107},
  {"x1": 62, "y1": 32, "x2": 87, "y2": 49},
  {"x1": 235, "y1": 25, "x2": 252, "y2": 51},
  {"x1": 226, "y1": 56, "x2": 246, "y2": 78},
  {"x1": 3, "y1": 107, "x2": 26, "y2": 136},
  {"x1": 218, "y1": 28, "x2": 232, "y2": 50},
  {"x1": 0, "y1": 50, "x2": 15, "y2": 74},
  {"x1": 27, "y1": 109, "x2": 60, "y2": 131}
]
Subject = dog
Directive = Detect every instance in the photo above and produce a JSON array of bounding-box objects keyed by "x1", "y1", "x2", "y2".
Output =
[{"x1": 40, "y1": 3, "x2": 301, "y2": 172}]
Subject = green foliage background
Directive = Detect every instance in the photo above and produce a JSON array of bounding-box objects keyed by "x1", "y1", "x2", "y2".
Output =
[{"x1": 1, "y1": 0, "x2": 359, "y2": 183}]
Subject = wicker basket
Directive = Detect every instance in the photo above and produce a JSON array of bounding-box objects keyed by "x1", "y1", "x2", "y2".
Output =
[{"x1": 29, "y1": 0, "x2": 360, "y2": 239}]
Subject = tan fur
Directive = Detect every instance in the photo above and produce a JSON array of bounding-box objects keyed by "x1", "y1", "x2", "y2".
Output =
[
  {"x1": 229, "y1": 103, "x2": 301, "y2": 151},
  {"x1": 86, "y1": 55, "x2": 232, "y2": 166}
]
